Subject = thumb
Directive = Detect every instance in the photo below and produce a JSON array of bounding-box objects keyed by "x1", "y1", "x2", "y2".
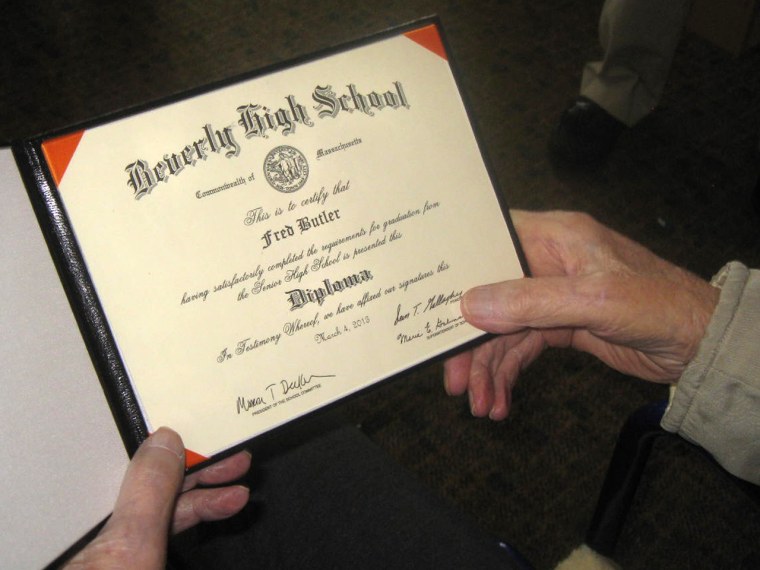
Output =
[
  {"x1": 80, "y1": 427, "x2": 186, "y2": 569},
  {"x1": 111, "y1": 426, "x2": 185, "y2": 527},
  {"x1": 461, "y1": 277, "x2": 611, "y2": 333}
]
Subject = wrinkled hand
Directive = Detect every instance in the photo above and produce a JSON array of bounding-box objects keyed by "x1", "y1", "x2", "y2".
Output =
[
  {"x1": 444, "y1": 210, "x2": 719, "y2": 420},
  {"x1": 63, "y1": 427, "x2": 251, "y2": 569}
]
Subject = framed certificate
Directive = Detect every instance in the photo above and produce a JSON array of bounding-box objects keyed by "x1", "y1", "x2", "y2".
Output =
[{"x1": 14, "y1": 18, "x2": 526, "y2": 468}]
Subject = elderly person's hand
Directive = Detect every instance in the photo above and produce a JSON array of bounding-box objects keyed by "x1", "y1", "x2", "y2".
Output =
[
  {"x1": 444, "y1": 210, "x2": 719, "y2": 420},
  {"x1": 63, "y1": 427, "x2": 251, "y2": 569}
]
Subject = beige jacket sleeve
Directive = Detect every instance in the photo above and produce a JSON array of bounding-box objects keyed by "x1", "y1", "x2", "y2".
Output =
[{"x1": 661, "y1": 261, "x2": 760, "y2": 485}]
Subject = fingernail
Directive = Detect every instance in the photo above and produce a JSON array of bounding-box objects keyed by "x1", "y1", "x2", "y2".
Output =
[
  {"x1": 147, "y1": 427, "x2": 185, "y2": 462},
  {"x1": 462, "y1": 286, "x2": 495, "y2": 320}
]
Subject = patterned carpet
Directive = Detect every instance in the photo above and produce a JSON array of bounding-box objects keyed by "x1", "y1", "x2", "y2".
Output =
[{"x1": 3, "y1": 1, "x2": 759, "y2": 568}]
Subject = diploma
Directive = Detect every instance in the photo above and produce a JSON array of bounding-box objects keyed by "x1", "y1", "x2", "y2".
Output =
[{"x1": 26, "y1": 20, "x2": 525, "y2": 465}]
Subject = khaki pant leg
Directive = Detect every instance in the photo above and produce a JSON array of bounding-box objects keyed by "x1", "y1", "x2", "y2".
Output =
[{"x1": 581, "y1": 0, "x2": 692, "y2": 126}]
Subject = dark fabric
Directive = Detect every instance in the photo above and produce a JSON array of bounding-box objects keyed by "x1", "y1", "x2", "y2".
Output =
[{"x1": 172, "y1": 416, "x2": 526, "y2": 569}]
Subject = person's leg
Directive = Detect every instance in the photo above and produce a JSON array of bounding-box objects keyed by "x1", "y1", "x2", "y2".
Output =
[
  {"x1": 549, "y1": 0, "x2": 692, "y2": 166},
  {"x1": 581, "y1": 0, "x2": 692, "y2": 126},
  {"x1": 172, "y1": 416, "x2": 530, "y2": 569}
]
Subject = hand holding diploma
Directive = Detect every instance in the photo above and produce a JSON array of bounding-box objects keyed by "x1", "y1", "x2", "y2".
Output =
[
  {"x1": 62, "y1": 428, "x2": 251, "y2": 569},
  {"x1": 444, "y1": 210, "x2": 719, "y2": 420}
]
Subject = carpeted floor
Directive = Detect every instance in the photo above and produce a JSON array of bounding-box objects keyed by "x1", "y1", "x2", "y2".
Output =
[{"x1": 3, "y1": 1, "x2": 759, "y2": 569}]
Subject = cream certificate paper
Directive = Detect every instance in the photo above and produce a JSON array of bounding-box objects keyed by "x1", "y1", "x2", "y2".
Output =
[{"x1": 41, "y1": 23, "x2": 524, "y2": 463}]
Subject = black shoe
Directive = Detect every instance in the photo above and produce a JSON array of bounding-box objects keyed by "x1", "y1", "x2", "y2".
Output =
[{"x1": 548, "y1": 96, "x2": 626, "y2": 167}]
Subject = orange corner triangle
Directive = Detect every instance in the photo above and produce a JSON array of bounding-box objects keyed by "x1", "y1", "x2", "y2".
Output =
[
  {"x1": 185, "y1": 448, "x2": 209, "y2": 469},
  {"x1": 41, "y1": 130, "x2": 85, "y2": 186},
  {"x1": 404, "y1": 24, "x2": 447, "y2": 61}
]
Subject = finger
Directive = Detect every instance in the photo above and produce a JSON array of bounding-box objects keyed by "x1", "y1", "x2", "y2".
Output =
[
  {"x1": 182, "y1": 450, "x2": 252, "y2": 492},
  {"x1": 467, "y1": 341, "x2": 499, "y2": 417},
  {"x1": 489, "y1": 378, "x2": 511, "y2": 420},
  {"x1": 483, "y1": 339, "x2": 523, "y2": 421},
  {"x1": 467, "y1": 336, "x2": 517, "y2": 419},
  {"x1": 443, "y1": 351, "x2": 473, "y2": 396},
  {"x1": 488, "y1": 330, "x2": 546, "y2": 419},
  {"x1": 464, "y1": 330, "x2": 546, "y2": 420},
  {"x1": 467, "y1": 340, "x2": 503, "y2": 417},
  {"x1": 172, "y1": 485, "x2": 251, "y2": 534},
  {"x1": 449, "y1": 331, "x2": 533, "y2": 417}
]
